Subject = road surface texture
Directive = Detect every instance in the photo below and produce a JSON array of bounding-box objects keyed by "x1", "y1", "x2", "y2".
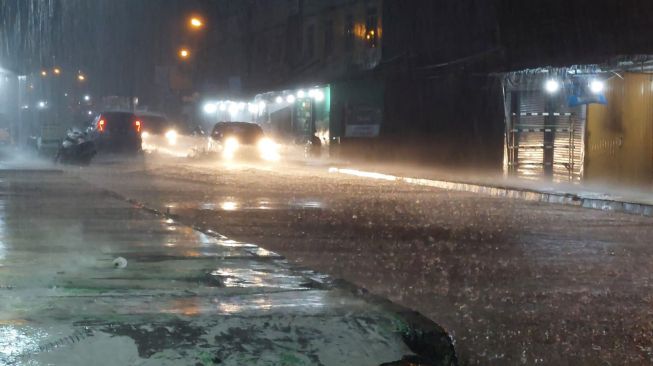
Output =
[
  {"x1": 75, "y1": 154, "x2": 653, "y2": 366},
  {"x1": 0, "y1": 161, "x2": 456, "y2": 365}
]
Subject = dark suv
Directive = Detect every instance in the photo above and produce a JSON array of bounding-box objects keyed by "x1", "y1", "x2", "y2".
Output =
[{"x1": 88, "y1": 112, "x2": 142, "y2": 153}]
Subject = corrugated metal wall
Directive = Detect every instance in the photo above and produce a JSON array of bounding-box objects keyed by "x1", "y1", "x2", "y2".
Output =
[
  {"x1": 506, "y1": 87, "x2": 585, "y2": 182},
  {"x1": 586, "y1": 73, "x2": 653, "y2": 187}
]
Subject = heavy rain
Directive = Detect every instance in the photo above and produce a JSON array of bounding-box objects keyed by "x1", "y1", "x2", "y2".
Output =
[{"x1": 1, "y1": 1, "x2": 653, "y2": 365}]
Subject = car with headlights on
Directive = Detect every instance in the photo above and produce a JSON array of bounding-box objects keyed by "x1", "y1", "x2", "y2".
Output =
[
  {"x1": 208, "y1": 121, "x2": 280, "y2": 161},
  {"x1": 137, "y1": 113, "x2": 202, "y2": 157}
]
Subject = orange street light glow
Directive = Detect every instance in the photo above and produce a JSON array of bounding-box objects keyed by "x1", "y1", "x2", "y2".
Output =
[
  {"x1": 77, "y1": 74, "x2": 86, "y2": 81},
  {"x1": 179, "y1": 48, "x2": 190, "y2": 58},
  {"x1": 190, "y1": 17, "x2": 203, "y2": 28},
  {"x1": 53, "y1": 68, "x2": 61, "y2": 75}
]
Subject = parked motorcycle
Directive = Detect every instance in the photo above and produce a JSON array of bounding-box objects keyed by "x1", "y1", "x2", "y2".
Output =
[{"x1": 54, "y1": 128, "x2": 97, "y2": 165}]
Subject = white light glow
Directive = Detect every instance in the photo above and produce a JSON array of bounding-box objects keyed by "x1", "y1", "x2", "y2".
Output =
[
  {"x1": 221, "y1": 201, "x2": 238, "y2": 211},
  {"x1": 224, "y1": 137, "x2": 239, "y2": 152},
  {"x1": 258, "y1": 101, "x2": 266, "y2": 111},
  {"x1": 203, "y1": 103, "x2": 218, "y2": 114},
  {"x1": 83, "y1": 95, "x2": 91, "y2": 101},
  {"x1": 314, "y1": 90, "x2": 325, "y2": 102},
  {"x1": 238, "y1": 102, "x2": 246, "y2": 111},
  {"x1": 328, "y1": 167, "x2": 397, "y2": 181},
  {"x1": 248, "y1": 103, "x2": 259, "y2": 114},
  {"x1": 228, "y1": 103, "x2": 239, "y2": 116},
  {"x1": 219, "y1": 103, "x2": 227, "y2": 111},
  {"x1": 275, "y1": 96, "x2": 283, "y2": 104},
  {"x1": 545, "y1": 79, "x2": 560, "y2": 94},
  {"x1": 258, "y1": 137, "x2": 280, "y2": 161},
  {"x1": 286, "y1": 94, "x2": 296, "y2": 103},
  {"x1": 165, "y1": 129, "x2": 178, "y2": 145},
  {"x1": 297, "y1": 90, "x2": 305, "y2": 98},
  {"x1": 37, "y1": 101, "x2": 46, "y2": 109},
  {"x1": 590, "y1": 80, "x2": 604, "y2": 94},
  {"x1": 222, "y1": 137, "x2": 239, "y2": 160}
]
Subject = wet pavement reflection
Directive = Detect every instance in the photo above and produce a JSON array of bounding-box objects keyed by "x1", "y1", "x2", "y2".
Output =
[
  {"x1": 73, "y1": 156, "x2": 653, "y2": 365},
  {"x1": 0, "y1": 168, "x2": 454, "y2": 365}
]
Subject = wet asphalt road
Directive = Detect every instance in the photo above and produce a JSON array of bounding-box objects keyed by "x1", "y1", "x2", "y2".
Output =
[
  {"x1": 75, "y1": 154, "x2": 653, "y2": 365},
  {"x1": 0, "y1": 158, "x2": 455, "y2": 366}
]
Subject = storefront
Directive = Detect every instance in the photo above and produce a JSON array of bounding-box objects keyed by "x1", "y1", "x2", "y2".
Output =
[
  {"x1": 502, "y1": 68, "x2": 603, "y2": 182},
  {"x1": 503, "y1": 61, "x2": 653, "y2": 187},
  {"x1": 253, "y1": 85, "x2": 331, "y2": 145}
]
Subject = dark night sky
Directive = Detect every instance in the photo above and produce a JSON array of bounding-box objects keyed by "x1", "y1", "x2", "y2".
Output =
[{"x1": 4, "y1": 1, "x2": 653, "y2": 98}]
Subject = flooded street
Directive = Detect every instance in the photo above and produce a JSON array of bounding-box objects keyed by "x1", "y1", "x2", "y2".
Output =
[
  {"x1": 75, "y1": 154, "x2": 653, "y2": 365},
  {"x1": 0, "y1": 158, "x2": 454, "y2": 366},
  {"x1": 5, "y1": 1, "x2": 653, "y2": 364}
]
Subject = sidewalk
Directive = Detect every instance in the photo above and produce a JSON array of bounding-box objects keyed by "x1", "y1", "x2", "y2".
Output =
[
  {"x1": 0, "y1": 167, "x2": 455, "y2": 365},
  {"x1": 328, "y1": 162, "x2": 653, "y2": 217}
]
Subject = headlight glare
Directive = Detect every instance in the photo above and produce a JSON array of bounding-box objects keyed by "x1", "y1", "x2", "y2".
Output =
[{"x1": 165, "y1": 129, "x2": 178, "y2": 145}]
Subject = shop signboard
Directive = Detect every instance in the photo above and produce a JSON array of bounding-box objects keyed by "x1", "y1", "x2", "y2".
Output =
[{"x1": 345, "y1": 105, "x2": 381, "y2": 138}]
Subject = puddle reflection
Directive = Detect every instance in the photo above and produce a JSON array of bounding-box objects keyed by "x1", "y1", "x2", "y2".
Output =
[
  {"x1": 220, "y1": 201, "x2": 238, "y2": 211},
  {"x1": 192, "y1": 197, "x2": 326, "y2": 212}
]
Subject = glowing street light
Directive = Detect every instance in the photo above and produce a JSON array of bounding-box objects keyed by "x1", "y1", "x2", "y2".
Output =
[
  {"x1": 40, "y1": 70, "x2": 47, "y2": 77},
  {"x1": 179, "y1": 48, "x2": 190, "y2": 59},
  {"x1": 77, "y1": 73, "x2": 86, "y2": 82},
  {"x1": 189, "y1": 17, "x2": 204, "y2": 29},
  {"x1": 203, "y1": 102, "x2": 217, "y2": 114},
  {"x1": 53, "y1": 67, "x2": 61, "y2": 75},
  {"x1": 84, "y1": 95, "x2": 91, "y2": 102},
  {"x1": 589, "y1": 79, "x2": 605, "y2": 94},
  {"x1": 544, "y1": 79, "x2": 560, "y2": 94}
]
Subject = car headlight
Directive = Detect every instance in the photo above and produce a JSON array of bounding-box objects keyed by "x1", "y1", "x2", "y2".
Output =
[
  {"x1": 165, "y1": 130, "x2": 178, "y2": 145},
  {"x1": 224, "y1": 137, "x2": 239, "y2": 151},
  {"x1": 223, "y1": 137, "x2": 239, "y2": 160},
  {"x1": 141, "y1": 131, "x2": 149, "y2": 139},
  {"x1": 258, "y1": 137, "x2": 280, "y2": 161}
]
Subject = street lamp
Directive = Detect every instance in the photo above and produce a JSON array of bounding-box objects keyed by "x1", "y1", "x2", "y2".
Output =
[
  {"x1": 203, "y1": 102, "x2": 217, "y2": 114},
  {"x1": 53, "y1": 68, "x2": 61, "y2": 75},
  {"x1": 589, "y1": 79, "x2": 605, "y2": 94},
  {"x1": 544, "y1": 79, "x2": 560, "y2": 94},
  {"x1": 40, "y1": 70, "x2": 48, "y2": 77},
  {"x1": 77, "y1": 73, "x2": 86, "y2": 82},
  {"x1": 179, "y1": 48, "x2": 190, "y2": 59},
  {"x1": 189, "y1": 17, "x2": 204, "y2": 29}
]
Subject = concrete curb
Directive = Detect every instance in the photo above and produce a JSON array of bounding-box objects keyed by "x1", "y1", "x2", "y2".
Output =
[
  {"x1": 328, "y1": 167, "x2": 653, "y2": 217},
  {"x1": 96, "y1": 181, "x2": 459, "y2": 366}
]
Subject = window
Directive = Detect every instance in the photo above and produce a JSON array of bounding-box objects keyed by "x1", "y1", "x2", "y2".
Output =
[{"x1": 365, "y1": 8, "x2": 378, "y2": 48}]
